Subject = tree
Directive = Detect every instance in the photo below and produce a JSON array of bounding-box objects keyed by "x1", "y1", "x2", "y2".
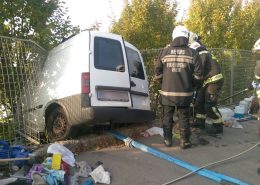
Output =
[
  {"x1": 0, "y1": 0, "x2": 80, "y2": 141},
  {"x1": 110, "y1": 0, "x2": 177, "y2": 50},
  {"x1": 185, "y1": 0, "x2": 260, "y2": 50},
  {"x1": 0, "y1": 0, "x2": 80, "y2": 49}
]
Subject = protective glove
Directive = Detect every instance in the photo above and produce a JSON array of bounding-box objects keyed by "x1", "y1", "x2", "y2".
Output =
[{"x1": 252, "y1": 81, "x2": 260, "y2": 89}]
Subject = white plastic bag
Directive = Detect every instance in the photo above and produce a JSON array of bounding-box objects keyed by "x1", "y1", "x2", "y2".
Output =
[
  {"x1": 89, "y1": 165, "x2": 110, "y2": 184},
  {"x1": 143, "y1": 127, "x2": 164, "y2": 137},
  {"x1": 219, "y1": 108, "x2": 234, "y2": 121},
  {"x1": 47, "y1": 143, "x2": 75, "y2": 167}
]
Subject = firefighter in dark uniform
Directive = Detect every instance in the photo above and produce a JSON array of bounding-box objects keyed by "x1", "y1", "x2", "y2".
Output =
[
  {"x1": 189, "y1": 34, "x2": 224, "y2": 134},
  {"x1": 252, "y1": 39, "x2": 260, "y2": 118},
  {"x1": 155, "y1": 26, "x2": 203, "y2": 149}
]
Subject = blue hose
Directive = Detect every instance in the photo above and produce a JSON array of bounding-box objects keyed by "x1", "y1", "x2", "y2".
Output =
[{"x1": 109, "y1": 130, "x2": 250, "y2": 185}]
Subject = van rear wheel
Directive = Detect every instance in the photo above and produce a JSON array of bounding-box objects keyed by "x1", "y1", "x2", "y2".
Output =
[{"x1": 46, "y1": 107, "x2": 71, "y2": 142}]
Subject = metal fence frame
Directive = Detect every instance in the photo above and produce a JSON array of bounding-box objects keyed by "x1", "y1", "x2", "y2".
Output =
[
  {"x1": 0, "y1": 36, "x2": 47, "y2": 144},
  {"x1": 141, "y1": 48, "x2": 258, "y2": 116}
]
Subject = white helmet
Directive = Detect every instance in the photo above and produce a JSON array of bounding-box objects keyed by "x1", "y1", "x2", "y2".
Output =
[
  {"x1": 172, "y1": 25, "x2": 189, "y2": 40},
  {"x1": 252, "y1": 38, "x2": 260, "y2": 53},
  {"x1": 189, "y1": 32, "x2": 199, "y2": 44}
]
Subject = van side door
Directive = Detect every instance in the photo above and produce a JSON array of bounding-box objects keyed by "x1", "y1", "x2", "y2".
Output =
[
  {"x1": 125, "y1": 44, "x2": 151, "y2": 110},
  {"x1": 89, "y1": 32, "x2": 132, "y2": 107}
]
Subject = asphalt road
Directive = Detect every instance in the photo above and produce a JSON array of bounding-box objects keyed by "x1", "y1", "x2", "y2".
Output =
[{"x1": 76, "y1": 120, "x2": 260, "y2": 185}]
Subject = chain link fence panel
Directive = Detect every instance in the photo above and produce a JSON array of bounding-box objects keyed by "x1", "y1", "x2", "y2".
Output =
[
  {"x1": 0, "y1": 36, "x2": 47, "y2": 144},
  {"x1": 142, "y1": 48, "x2": 258, "y2": 118}
]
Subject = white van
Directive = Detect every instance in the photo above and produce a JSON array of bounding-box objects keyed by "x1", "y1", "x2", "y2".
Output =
[{"x1": 19, "y1": 31, "x2": 155, "y2": 142}]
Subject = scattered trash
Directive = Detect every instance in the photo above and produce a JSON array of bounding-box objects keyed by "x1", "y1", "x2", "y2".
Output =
[
  {"x1": 0, "y1": 177, "x2": 17, "y2": 185},
  {"x1": 26, "y1": 164, "x2": 45, "y2": 184},
  {"x1": 75, "y1": 161, "x2": 92, "y2": 178},
  {"x1": 231, "y1": 120, "x2": 243, "y2": 129},
  {"x1": 69, "y1": 161, "x2": 93, "y2": 185},
  {"x1": 42, "y1": 157, "x2": 53, "y2": 169},
  {"x1": 219, "y1": 107, "x2": 234, "y2": 122},
  {"x1": 0, "y1": 140, "x2": 31, "y2": 167},
  {"x1": 43, "y1": 169, "x2": 65, "y2": 185},
  {"x1": 89, "y1": 165, "x2": 111, "y2": 184},
  {"x1": 32, "y1": 172, "x2": 47, "y2": 185},
  {"x1": 82, "y1": 178, "x2": 94, "y2": 185},
  {"x1": 47, "y1": 143, "x2": 75, "y2": 167},
  {"x1": 141, "y1": 127, "x2": 163, "y2": 137},
  {"x1": 51, "y1": 153, "x2": 62, "y2": 170}
]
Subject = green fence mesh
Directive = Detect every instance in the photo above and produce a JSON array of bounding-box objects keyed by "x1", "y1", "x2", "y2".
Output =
[{"x1": 141, "y1": 48, "x2": 259, "y2": 117}]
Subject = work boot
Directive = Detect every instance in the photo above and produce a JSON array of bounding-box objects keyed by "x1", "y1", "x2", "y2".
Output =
[
  {"x1": 180, "y1": 139, "x2": 192, "y2": 149},
  {"x1": 192, "y1": 118, "x2": 205, "y2": 130},
  {"x1": 206, "y1": 124, "x2": 223, "y2": 136},
  {"x1": 213, "y1": 124, "x2": 223, "y2": 134},
  {"x1": 164, "y1": 138, "x2": 172, "y2": 147},
  {"x1": 179, "y1": 129, "x2": 192, "y2": 149},
  {"x1": 163, "y1": 127, "x2": 173, "y2": 147}
]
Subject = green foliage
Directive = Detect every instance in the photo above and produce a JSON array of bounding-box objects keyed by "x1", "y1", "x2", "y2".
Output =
[
  {"x1": 185, "y1": 0, "x2": 260, "y2": 50},
  {"x1": 110, "y1": 0, "x2": 177, "y2": 50},
  {"x1": 0, "y1": 0, "x2": 80, "y2": 49}
]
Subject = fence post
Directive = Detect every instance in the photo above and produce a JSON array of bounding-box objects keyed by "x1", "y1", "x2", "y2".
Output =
[{"x1": 230, "y1": 49, "x2": 235, "y2": 104}]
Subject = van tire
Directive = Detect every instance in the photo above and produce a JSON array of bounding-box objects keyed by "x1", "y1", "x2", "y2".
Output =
[{"x1": 46, "y1": 107, "x2": 71, "y2": 142}]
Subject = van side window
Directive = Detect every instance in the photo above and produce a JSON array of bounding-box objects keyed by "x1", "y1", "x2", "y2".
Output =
[
  {"x1": 126, "y1": 47, "x2": 145, "y2": 80},
  {"x1": 94, "y1": 37, "x2": 125, "y2": 72}
]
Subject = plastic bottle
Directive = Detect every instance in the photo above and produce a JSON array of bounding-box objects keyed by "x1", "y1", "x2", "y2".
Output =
[{"x1": 82, "y1": 179, "x2": 94, "y2": 185}]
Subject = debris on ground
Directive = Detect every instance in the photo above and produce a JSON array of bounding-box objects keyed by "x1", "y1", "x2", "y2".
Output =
[
  {"x1": 0, "y1": 140, "x2": 113, "y2": 185},
  {"x1": 140, "y1": 126, "x2": 163, "y2": 137},
  {"x1": 89, "y1": 165, "x2": 110, "y2": 184}
]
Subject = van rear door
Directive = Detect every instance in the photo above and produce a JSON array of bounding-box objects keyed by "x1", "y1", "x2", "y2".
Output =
[
  {"x1": 125, "y1": 43, "x2": 151, "y2": 110},
  {"x1": 89, "y1": 32, "x2": 132, "y2": 107}
]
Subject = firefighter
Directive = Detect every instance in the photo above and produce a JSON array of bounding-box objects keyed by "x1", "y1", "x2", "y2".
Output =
[
  {"x1": 252, "y1": 38, "x2": 260, "y2": 118},
  {"x1": 189, "y1": 33, "x2": 224, "y2": 135},
  {"x1": 154, "y1": 26, "x2": 203, "y2": 149}
]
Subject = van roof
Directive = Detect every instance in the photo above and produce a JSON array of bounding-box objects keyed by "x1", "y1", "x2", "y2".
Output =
[{"x1": 50, "y1": 30, "x2": 139, "y2": 55}]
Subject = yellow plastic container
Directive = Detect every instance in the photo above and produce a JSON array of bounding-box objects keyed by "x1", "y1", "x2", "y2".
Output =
[{"x1": 51, "y1": 153, "x2": 62, "y2": 170}]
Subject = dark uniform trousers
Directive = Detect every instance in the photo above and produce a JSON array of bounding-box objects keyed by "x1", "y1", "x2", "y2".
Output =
[
  {"x1": 256, "y1": 87, "x2": 260, "y2": 118},
  {"x1": 162, "y1": 105, "x2": 191, "y2": 140},
  {"x1": 195, "y1": 80, "x2": 223, "y2": 126}
]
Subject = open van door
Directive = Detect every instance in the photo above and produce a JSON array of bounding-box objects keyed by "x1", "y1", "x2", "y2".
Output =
[
  {"x1": 125, "y1": 42, "x2": 151, "y2": 110},
  {"x1": 89, "y1": 32, "x2": 132, "y2": 107}
]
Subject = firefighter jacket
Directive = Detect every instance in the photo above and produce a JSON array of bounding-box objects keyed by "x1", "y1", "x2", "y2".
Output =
[
  {"x1": 254, "y1": 60, "x2": 260, "y2": 82},
  {"x1": 203, "y1": 58, "x2": 223, "y2": 87},
  {"x1": 193, "y1": 44, "x2": 208, "y2": 76},
  {"x1": 190, "y1": 42, "x2": 223, "y2": 87},
  {"x1": 155, "y1": 39, "x2": 203, "y2": 106}
]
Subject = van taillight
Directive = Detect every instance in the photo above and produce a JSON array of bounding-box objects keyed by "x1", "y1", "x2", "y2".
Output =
[{"x1": 81, "y1": 72, "x2": 90, "y2": 94}]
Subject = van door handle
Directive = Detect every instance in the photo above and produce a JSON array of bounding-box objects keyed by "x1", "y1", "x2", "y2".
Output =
[{"x1": 130, "y1": 81, "x2": 136, "y2": 87}]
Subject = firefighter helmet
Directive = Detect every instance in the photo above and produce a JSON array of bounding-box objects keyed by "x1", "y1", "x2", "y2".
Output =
[
  {"x1": 172, "y1": 26, "x2": 189, "y2": 40},
  {"x1": 253, "y1": 38, "x2": 260, "y2": 53}
]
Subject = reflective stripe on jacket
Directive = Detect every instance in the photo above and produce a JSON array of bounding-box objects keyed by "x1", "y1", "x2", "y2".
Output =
[
  {"x1": 155, "y1": 41, "x2": 203, "y2": 106},
  {"x1": 203, "y1": 73, "x2": 223, "y2": 87}
]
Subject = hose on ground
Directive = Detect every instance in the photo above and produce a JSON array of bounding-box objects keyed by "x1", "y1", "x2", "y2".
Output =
[{"x1": 162, "y1": 140, "x2": 260, "y2": 185}]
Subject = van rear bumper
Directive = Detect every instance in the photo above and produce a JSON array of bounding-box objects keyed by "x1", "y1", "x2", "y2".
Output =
[
  {"x1": 58, "y1": 94, "x2": 155, "y2": 126},
  {"x1": 89, "y1": 107, "x2": 155, "y2": 124},
  {"x1": 68, "y1": 106, "x2": 155, "y2": 126}
]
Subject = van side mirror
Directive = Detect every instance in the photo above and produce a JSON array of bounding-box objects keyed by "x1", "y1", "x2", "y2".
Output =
[{"x1": 116, "y1": 65, "x2": 125, "y2": 72}]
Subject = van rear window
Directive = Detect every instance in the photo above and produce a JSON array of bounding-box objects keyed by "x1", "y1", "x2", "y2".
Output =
[
  {"x1": 126, "y1": 47, "x2": 145, "y2": 80},
  {"x1": 94, "y1": 37, "x2": 125, "y2": 72}
]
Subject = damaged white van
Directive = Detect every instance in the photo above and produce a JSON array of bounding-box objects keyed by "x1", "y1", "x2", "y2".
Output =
[{"x1": 20, "y1": 31, "x2": 155, "y2": 142}]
